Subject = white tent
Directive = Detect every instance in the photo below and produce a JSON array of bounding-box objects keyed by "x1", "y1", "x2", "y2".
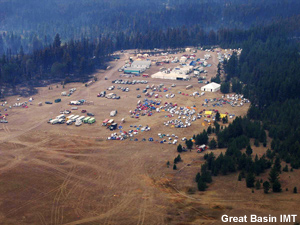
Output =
[{"x1": 201, "y1": 82, "x2": 221, "y2": 92}]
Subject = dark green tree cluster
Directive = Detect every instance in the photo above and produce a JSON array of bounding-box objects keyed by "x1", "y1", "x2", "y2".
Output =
[
  {"x1": 194, "y1": 130, "x2": 209, "y2": 146},
  {"x1": 174, "y1": 155, "x2": 182, "y2": 164},
  {"x1": 1, "y1": 0, "x2": 299, "y2": 55},
  {"x1": 195, "y1": 163, "x2": 212, "y2": 191},
  {"x1": 0, "y1": 34, "x2": 112, "y2": 90}
]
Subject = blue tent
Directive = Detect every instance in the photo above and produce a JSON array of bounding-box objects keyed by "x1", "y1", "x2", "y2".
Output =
[
  {"x1": 149, "y1": 138, "x2": 153, "y2": 141},
  {"x1": 190, "y1": 61, "x2": 196, "y2": 66}
]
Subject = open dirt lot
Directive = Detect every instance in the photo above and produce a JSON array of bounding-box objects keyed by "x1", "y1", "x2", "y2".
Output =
[{"x1": 0, "y1": 49, "x2": 299, "y2": 225}]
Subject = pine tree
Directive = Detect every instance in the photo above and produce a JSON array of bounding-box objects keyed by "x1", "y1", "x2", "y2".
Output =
[
  {"x1": 238, "y1": 173, "x2": 242, "y2": 181},
  {"x1": 185, "y1": 139, "x2": 193, "y2": 150},
  {"x1": 282, "y1": 165, "x2": 288, "y2": 172},
  {"x1": 195, "y1": 172, "x2": 201, "y2": 182},
  {"x1": 53, "y1": 33, "x2": 61, "y2": 48},
  {"x1": 207, "y1": 126, "x2": 212, "y2": 134},
  {"x1": 294, "y1": 187, "x2": 297, "y2": 193},
  {"x1": 177, "y1": 144, "x2": 183, "y2": 153},
  {"x1": 269, "y1": 166, "x2": 279, "y2": 184},
  {"x1": 263, "y1": 181, "x2": 270, "y2": 194},
  {"x1": 197, "y1": 178, "x2": 207, "y2": 191},
  {"x1": 173, "y1": 164, "x2": 177, "y2": 170},
  {"x1": 209, "y1": 138, "x2": 217, "y2": 150},
  {"x1": 246, "y1": 145, "x2": 253, "y2": 156},
  {"x1": 254, "y1": 139, "x2": 260, "y2": 147},
  {"x1": 167, "y1": 161, "x2": 170, "y2": 168},
  {"x1": 274, "y1": 157, "x2": 281, "y2": 173},
  {"x1": 246, "y1": 172, "x2": 255, "y2": 188},
  {"x1": 255, "y1": 180, "x2": 261, "y2": 190},
  {"x1": 272, "y1": 179, "x2": 282, "y2": 192},
  {"x1": 216, "y1": 111, "x2": 220, "y2": 121}
]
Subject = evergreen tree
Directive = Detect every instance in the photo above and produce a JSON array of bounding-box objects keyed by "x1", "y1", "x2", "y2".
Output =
[
  {"x1": 283, "y1": 165, "x2": 288, "y2": 172},
  {"x1": 274, "y1": 157, "x2": 281, "y2": 173},
  {"x1": 177, "y1": 144, "x2": 183, "y2": 153},
  {"x1": 185, "y1": 139, "x2": 193, "y2": 150},
  {"x1": 272, "y1": 179, "x2": 282, "y2": 192},
  {"x1": 216, "y1": 111, "x2": 221, "y2": 122},
  {"x1": 53, "y1": 33, "x2": 61, "y2": 48},
  {"x1": 220, "y1": 82, "x2": 230, "y2": 93},
  {"x1": 173, "y1": 164, "x2": 177, "y2": 170},
  {"x1": 246, "y1": 145, "x2": 253, "y2": 156},
  {"x1": 209, "y1": 138, "x2": 217, "y2": 150},
  {"x1": 195, "y1": 172, "x2": 201, "y2": 182},
  {"x1": 294, "y1": 187, "x2": 297, "y2": 193},
  {"x1": 238, "y1": 173, "x2": 242, "y2": 181},
  {"x1": 263, "y1": 181, "x2": 270, "y2": 194},
  {"x1": 197, "y1": 178, "x2": 207, "y2": 191},
  {"x1": 254, "y1": 139, "x2": 259, "y2": 147},
  {"x1": 207, "y1": 126, "x2": 212, "y2": 134},
  {"x1": 255, "y1": 180, "x2": 261, "y2": 190},
  {"x1": 246, "y1": 172, "x2": 255, "y2": 188},
  {"x1": 269, "y1": 166, "x2": 279, "y2": 184}
]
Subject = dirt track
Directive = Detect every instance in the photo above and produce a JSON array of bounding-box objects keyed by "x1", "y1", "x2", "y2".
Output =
[{"x1": 0, "y1": 49, "x2": 299, "y2": 225}]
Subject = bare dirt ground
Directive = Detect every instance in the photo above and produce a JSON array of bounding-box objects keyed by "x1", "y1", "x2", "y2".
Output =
[{"x1": 0, "y1": 49, "x2": 299, "y2": 225}]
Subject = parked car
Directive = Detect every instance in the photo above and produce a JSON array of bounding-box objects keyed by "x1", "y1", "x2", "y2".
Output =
[
  {"x1": 81, "y1": 110, "x2": 87, "y2": 113},
  {"x1": 45, "y1": 101, "x2": 52, "y2": 104},
  {"x1": 87, "y1": 112, "x2": 94, "y2": 116}
]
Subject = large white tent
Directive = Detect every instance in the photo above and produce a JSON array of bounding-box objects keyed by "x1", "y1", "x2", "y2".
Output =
[
  {"x1": 151, "y1": 71, "x2": 190, "y2": 80},
  {"x1": 201, "y1": 82, "x2": 221, "y2": 92}
]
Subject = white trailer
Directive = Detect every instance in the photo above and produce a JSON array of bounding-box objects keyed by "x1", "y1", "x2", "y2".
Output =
[
  {"x1": 67, "y1": 114, "x2": 75, "y2": 121},
  {"x1": 78, "y1": 116, "x2": 85, "y2": 121},
  {"x1": 56, "y1": 114, "x2": 66, "y2": 120},
  {"x1": 72, "y1": 115, "x2": 80, "y2": 121},
  {"x1": 51, "y1": 119, "x2": 59, "y2": 124}
]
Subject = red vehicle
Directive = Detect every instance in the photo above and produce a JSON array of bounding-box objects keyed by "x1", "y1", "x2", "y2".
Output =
[
  {"x1": 81, "y1": 110, "x2": 87, "y2": 113},
  {"x1": 142, "y1": 74, "x2": 149, "y2": 78}
]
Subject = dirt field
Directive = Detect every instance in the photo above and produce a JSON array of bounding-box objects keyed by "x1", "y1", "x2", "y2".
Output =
[{"x1": 0, "y1": 49, "x2": 299, "y2": 225}]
